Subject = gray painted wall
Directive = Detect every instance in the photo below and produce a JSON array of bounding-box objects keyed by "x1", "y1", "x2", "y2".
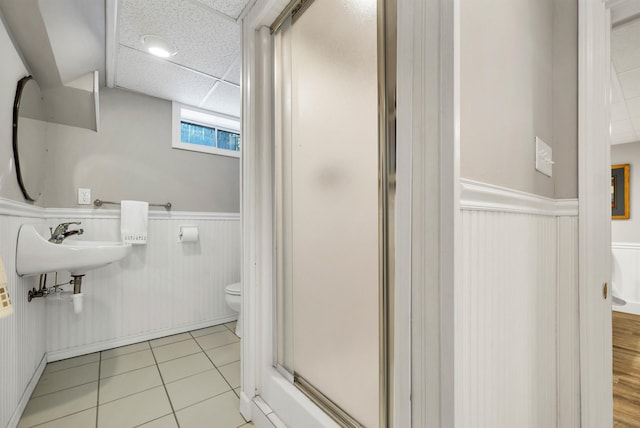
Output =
[
  {"x1": 612, "y1": 142, "x2": 640, "y2": 243},
  {"x1": 43, "y1": 88, "x2": 240, "y2": 212},
  {"x1": 553, "y1": 0, "x2": 578, "y2": 199},
  {"x1": 461, "y1": 0, "x2": 578, "y2": 199}
]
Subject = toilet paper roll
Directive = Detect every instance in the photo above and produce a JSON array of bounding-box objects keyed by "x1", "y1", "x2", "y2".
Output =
[{"x1": 179, "y1": 226, "x2": 199, "y2": 242}]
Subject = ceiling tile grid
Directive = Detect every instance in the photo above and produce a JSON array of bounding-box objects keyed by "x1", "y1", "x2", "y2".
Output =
[
  {"x1": 224, "y1": 57, "x2": 241, "y2": 85},
  {"x1": 116, "y1": 46, "x2": 217, "y2": 107},
  {"x1": 119, "y1": 0, "x2": 240, "y2": 78},
  {"x1": 612, "y1": 19, "x2": 640, "y2": 74},
  {"x1": 612, "y1": 101, "x2": 630, "y2": 123},
  {"x1": 630, "y1": 114, "x2": 640, "y2": 132},
  {"x1": 113, "y1": 0, "x2": 242, "y2": 117},
  {"x1": 200, "y1": 81, "x2": 241, "y2": 117},
  {"x1": 618, "y1": 67, "x2": 640, "y2": 100},
  {"x1": 628, "y1": 96, "x2": 640, "y2": 119},
  {"x1": 611, "y1": 18, "x2": 640, "y2": 145},
  {"x1": 194, "y1": 0, "x2": 253, "y2": 20}
]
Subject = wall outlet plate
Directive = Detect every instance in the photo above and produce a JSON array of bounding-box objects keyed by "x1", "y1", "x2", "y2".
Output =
[
  {"x1": 78, "y1": 188, "x2": 91, "y2": 205},
  {"x1": 535, "y1": 137, "x2": 553, "y2": 177}
]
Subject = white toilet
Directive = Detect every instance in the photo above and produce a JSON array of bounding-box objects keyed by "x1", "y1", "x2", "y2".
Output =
[{"x1": 224, "y1": 282, "x2": 241, "y2": 337}]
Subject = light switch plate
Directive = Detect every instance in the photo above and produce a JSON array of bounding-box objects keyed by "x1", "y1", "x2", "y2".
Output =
[
  {"x1": 78, "y1": 188, "x2": 91, "y2": 205},
  {"x1": 535, "y1": 137, "x2": 553, "y2": 177}
]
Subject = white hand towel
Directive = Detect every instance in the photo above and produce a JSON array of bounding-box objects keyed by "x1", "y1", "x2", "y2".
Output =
[{"x1": 120, "y1": 200, "x2": 148, "y2": 245}]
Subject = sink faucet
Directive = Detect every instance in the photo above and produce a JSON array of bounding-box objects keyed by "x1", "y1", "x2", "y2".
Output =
[{"x1": 49, "y1": 222, "x2": 84, "y2": 244}]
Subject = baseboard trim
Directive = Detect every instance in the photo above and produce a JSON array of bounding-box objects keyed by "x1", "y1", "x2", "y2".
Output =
[
  {"x1": 250, "y1": 396, "x2": 283, "y2": 428},
  {"x1": 7, "y1": 353, "x2": 47, "y2": 428},
  {"x1": 240, "y1": 392, "x2": 254, "y2": 421},
  {"x1": 46, "y1": 314, "x2": 238, "y2": 362},
  {"x1": 460, "y1": 179, "x2": 578, "y2": 216}
]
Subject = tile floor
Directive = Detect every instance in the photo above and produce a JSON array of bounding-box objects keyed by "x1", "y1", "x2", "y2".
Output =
[{"x1": 18, "y1": 321, "x2": 253, "y2": 428}]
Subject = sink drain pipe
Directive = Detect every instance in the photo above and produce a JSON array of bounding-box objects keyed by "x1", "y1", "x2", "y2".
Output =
[{"x1": 71, "y1": 275, "x2": 84, "y2": 314}]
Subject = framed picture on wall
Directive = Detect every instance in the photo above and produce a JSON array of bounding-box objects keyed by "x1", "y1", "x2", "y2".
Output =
[{"x1": 612, "y1": 163, "x2": 630, "y2": 220}]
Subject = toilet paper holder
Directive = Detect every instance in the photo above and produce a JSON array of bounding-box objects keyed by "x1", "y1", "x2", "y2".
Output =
[{"x1": 178, "y1": 225, "x2": 199, "y2": 243}]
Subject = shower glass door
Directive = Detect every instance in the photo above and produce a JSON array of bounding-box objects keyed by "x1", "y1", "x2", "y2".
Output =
[{"x1": 274, "y1": 0, "x2": 383, "y2": 426}]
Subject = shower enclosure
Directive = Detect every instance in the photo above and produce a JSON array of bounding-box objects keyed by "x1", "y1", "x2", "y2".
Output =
[{"x1": 270, "y1": 0, "x2": 395, "y2": 426}]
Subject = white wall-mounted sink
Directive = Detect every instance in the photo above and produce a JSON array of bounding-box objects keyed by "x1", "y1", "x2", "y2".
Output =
[{"x1": 16, "y1": 224, "x2": 131, "y2": 276}]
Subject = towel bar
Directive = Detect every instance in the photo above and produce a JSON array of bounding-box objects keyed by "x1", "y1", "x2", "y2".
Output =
[{"x1": 93, "y1": 199, "x2": 172, "y2": 209}]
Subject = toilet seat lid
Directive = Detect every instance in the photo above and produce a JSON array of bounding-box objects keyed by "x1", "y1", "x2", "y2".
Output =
[{"x1": 226, "y1": 282, "x2": 241, "y2": 296}]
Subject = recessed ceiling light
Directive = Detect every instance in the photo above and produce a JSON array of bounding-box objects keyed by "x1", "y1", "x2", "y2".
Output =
[{"x1": 141, "y1": 35, "x2": 177, "y2": 58}]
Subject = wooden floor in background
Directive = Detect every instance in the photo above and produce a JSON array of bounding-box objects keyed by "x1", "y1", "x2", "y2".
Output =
[{"x1": 613, "y1": 310, "x2": 640, "y2": 427}]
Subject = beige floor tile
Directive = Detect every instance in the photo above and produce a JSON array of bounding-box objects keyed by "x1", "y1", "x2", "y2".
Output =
[
  {"x1": 30, "y1": 408, "x2": 96, "y2": 428},
  {"x1": 165, "y1": 369, "x2": 231, "y2": 411},
  {"x1": 234, "y1": 387, "x2": 241, "y2": 398},
  {"x1": 137, "y1": 414, "x2": 179, "y2": 428},
  {"x1": 44, "y1": 353, "x2": 99, "y2": 374},
  {"x1": 101, "y1": 341, "x2": 150, "y2": 360},
  {"x1": 194, "y1": 331, "x2": 239, "y2": 351},
  {"x1": 99, "y1": 365, "x2": 162, "y2": 404},
  {"x1": 158, "y1": 352, "x2": 214, "y2": 383},
  {"x1": 190, "y1": 325, "x2": 228, "y2": 337},
  {"x1": 152, "y1": 339, "x2": 201, "y2": 363},
  {"x1": 149, "y1": 333, "x2": 191, "y2": 348},
  {"x1": 33, "y1": 362, "x2": 99, "y2": 397},
  {"x1": 18, "y1": 382, "x2": 97, "y2": 428},
  {"x1": 175, "y1": 391, "x2": 245, "y2": 428},
  {"x1": 218, "y1": 361, "x2": 241, "y2": 388},
  {"x1": 205, "y1": 342, "x2": 240, "y2": 367},
  {"x1": 100, "y1": 349, "x2": 155, "y2": 379},
  {"x1": 97, "y1": 386, "x2": 171, "y2": 428},
  {"x1": 224, "y1": 321, "x2": 237, "y2": 333}
]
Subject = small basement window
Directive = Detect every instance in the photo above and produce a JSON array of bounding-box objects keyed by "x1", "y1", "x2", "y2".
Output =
[{"x1": 172, "y1": 102, "x2": 240, "y2": 157}]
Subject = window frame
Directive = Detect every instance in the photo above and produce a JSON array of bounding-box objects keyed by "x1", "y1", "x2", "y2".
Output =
[{"x1": 172, "y1": 102, "x2": 241, "y2": 158}]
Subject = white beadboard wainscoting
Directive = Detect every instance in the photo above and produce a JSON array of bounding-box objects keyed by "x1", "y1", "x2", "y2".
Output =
[
  {"x1": 0, "y1": 199, "x2": 240, "y2": 427},
  {"x1": 0, "y1": 202, "x2": 48, "y2": 428},
  {"x1": 44, "y1": 210, "x2": 241, "y2": 359},
  {"x1": 612, "y1": 242, "x2": 640, "y2": 316},
  {"x1": 460, "y1": 180, "x2": 579, "y2": 428}
]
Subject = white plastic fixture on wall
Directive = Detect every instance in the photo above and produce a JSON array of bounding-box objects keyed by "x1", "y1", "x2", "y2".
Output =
[{"x1": 535, "y1": 136, "x2": 554, "y2": 177}]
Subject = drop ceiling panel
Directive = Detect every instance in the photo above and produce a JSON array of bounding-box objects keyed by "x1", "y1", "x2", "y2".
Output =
[
  {"x1": 612, "y1": 65, "x2": 626, "y2": 102},
  {"x1": 195, "y1": 0, "x2": 252, "y2": 20},
  {"x1": 612, "y1": 19, "x2": 640, "y2": 73},
  {"x1": 225, "y1": 58, "x2": 241, "y2": 85},
  {"x1": 201, "y1": 82, "x2": 241, "y2": 117},
  {"x1": 612, "y1": 1, "x2": 640, "y2": 26},
  {"x1": 626, "y1": 96, "x2": 640, "y2": 117},
  {"x1": 612, "y1": 118, "x2": 635, "y2": 134},
  {"x1": 618, "y1": 68, "x2": 640, "y2": 99},
  {"x1": 116, "y1": 46, "x2": 216, "y2": 107},
  {"x1": 630, "y1": 114, "x2": 640, "y2": 130},
  {"x1": 611, "y1": 130, "x2": 637, "y2": 145},
  {"x1": 119, "y1": 0, "x2": 240, "y2": 79},
  {"x1": 612, "y1": 101, "x2": 630, "y2": 122}
]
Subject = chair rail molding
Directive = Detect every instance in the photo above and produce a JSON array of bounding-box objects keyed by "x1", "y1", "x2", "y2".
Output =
[
  {"x1": 0, "y1": 197, "x2": 45, "y2": 218},
  {"x1": 612, "y1": 242, "x2": 640, "y2": 250},
  {"x1": 0, "y1": 197, "x2": 239, "y2": 221},
  {"x1": 460, "y1": 179, "x2": 579, "y2": 216}
]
